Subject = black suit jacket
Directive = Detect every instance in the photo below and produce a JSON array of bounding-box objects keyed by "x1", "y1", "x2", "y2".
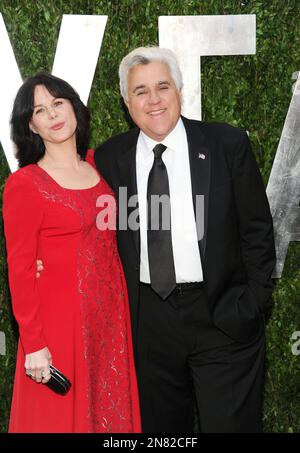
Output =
[{"x1": 95, "y1": 116, "x2": 276, "y2": 348}]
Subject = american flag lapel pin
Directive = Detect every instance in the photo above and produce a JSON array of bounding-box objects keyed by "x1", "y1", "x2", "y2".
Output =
[{"x1": 198, "y1": 153, "x2": 206, "y2": 160}]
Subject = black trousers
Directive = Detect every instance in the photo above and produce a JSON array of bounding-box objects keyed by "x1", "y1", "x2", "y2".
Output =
[{"x1": 136, "y1": 283, "x2": 265, "y2": 433}]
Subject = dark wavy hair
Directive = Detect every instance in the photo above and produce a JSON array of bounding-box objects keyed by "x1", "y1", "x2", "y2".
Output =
[{"x1": 11, "y1": 72, "x2": 90, "y2": 167}]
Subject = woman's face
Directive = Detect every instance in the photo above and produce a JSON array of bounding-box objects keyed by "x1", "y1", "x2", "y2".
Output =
[{"x1": 29, "y1": 84, "x2": 77, "y2": 147}]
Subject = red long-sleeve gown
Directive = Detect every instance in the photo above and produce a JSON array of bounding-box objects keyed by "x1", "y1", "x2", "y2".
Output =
[{"x1": 3, "y1": 150, "x2": 141, "y2": 433}]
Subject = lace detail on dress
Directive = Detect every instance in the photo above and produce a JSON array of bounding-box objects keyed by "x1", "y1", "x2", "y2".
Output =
[{"x1": 20, "y1": 164, "x2": 134, "y2": 432}]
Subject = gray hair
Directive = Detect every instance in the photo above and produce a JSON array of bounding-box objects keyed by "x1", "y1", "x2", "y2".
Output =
[{"x1": 119, "y1": 46, "x2": 183, "y2": 101}]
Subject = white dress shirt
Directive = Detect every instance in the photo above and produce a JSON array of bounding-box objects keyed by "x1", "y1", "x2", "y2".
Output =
[{"x1": 136, "y1": 117, "x2": 203, "y2": 283}]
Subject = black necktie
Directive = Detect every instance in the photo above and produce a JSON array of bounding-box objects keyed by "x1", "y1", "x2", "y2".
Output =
[{"x1": 147, "y1": 144, "x2": 176, "y2": 299}]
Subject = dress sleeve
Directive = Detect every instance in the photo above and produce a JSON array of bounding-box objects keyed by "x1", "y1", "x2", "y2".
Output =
[{"x1": 3, "y1": 172, "x2": 47, "y2": 354}]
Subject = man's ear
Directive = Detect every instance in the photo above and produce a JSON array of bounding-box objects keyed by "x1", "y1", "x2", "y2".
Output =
[{"x1": 179, "y1": 90, "x2": 183, "y2": 108}]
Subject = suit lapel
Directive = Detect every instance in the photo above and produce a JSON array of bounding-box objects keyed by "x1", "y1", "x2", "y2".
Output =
[
  {"x1": 116, "y1": 129, "x2": 140, "y2": 256},
  {"x1": 182, "y1": 116, "x2": 211, "y2": 261}
]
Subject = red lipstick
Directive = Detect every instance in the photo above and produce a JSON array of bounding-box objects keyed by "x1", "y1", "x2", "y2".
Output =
[{"x1": 51, "y1": 122, "x2": 65, "y2": 131}]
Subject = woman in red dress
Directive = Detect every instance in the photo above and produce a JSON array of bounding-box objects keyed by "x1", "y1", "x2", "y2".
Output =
[{"x1": 3, "y1": 73, "x2": 141, "y2": 433}]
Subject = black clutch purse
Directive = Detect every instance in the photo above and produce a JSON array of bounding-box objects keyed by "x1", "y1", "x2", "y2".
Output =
[{"x1": 46, "y1": 365, "x2": 71, "y2": 395}]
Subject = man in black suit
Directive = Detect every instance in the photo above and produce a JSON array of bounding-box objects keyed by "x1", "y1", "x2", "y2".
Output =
[{"x1": 94, "y1": 47, "x2": 276, "y2": 433}]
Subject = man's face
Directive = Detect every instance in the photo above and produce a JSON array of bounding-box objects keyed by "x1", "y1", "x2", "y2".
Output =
[{"x1": 126, "y1": 60, "x2": 182, "y2": 142}]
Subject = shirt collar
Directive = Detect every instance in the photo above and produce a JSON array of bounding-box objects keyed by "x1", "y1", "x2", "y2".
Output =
[{"x1": 139, "y1": 117, "x2": 185, "y2": 155}]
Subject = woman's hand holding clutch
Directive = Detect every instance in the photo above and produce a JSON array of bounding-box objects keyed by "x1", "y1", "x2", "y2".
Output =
[{"x1": 25, "y1": 346, "x2": 52, "y2": 384}]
